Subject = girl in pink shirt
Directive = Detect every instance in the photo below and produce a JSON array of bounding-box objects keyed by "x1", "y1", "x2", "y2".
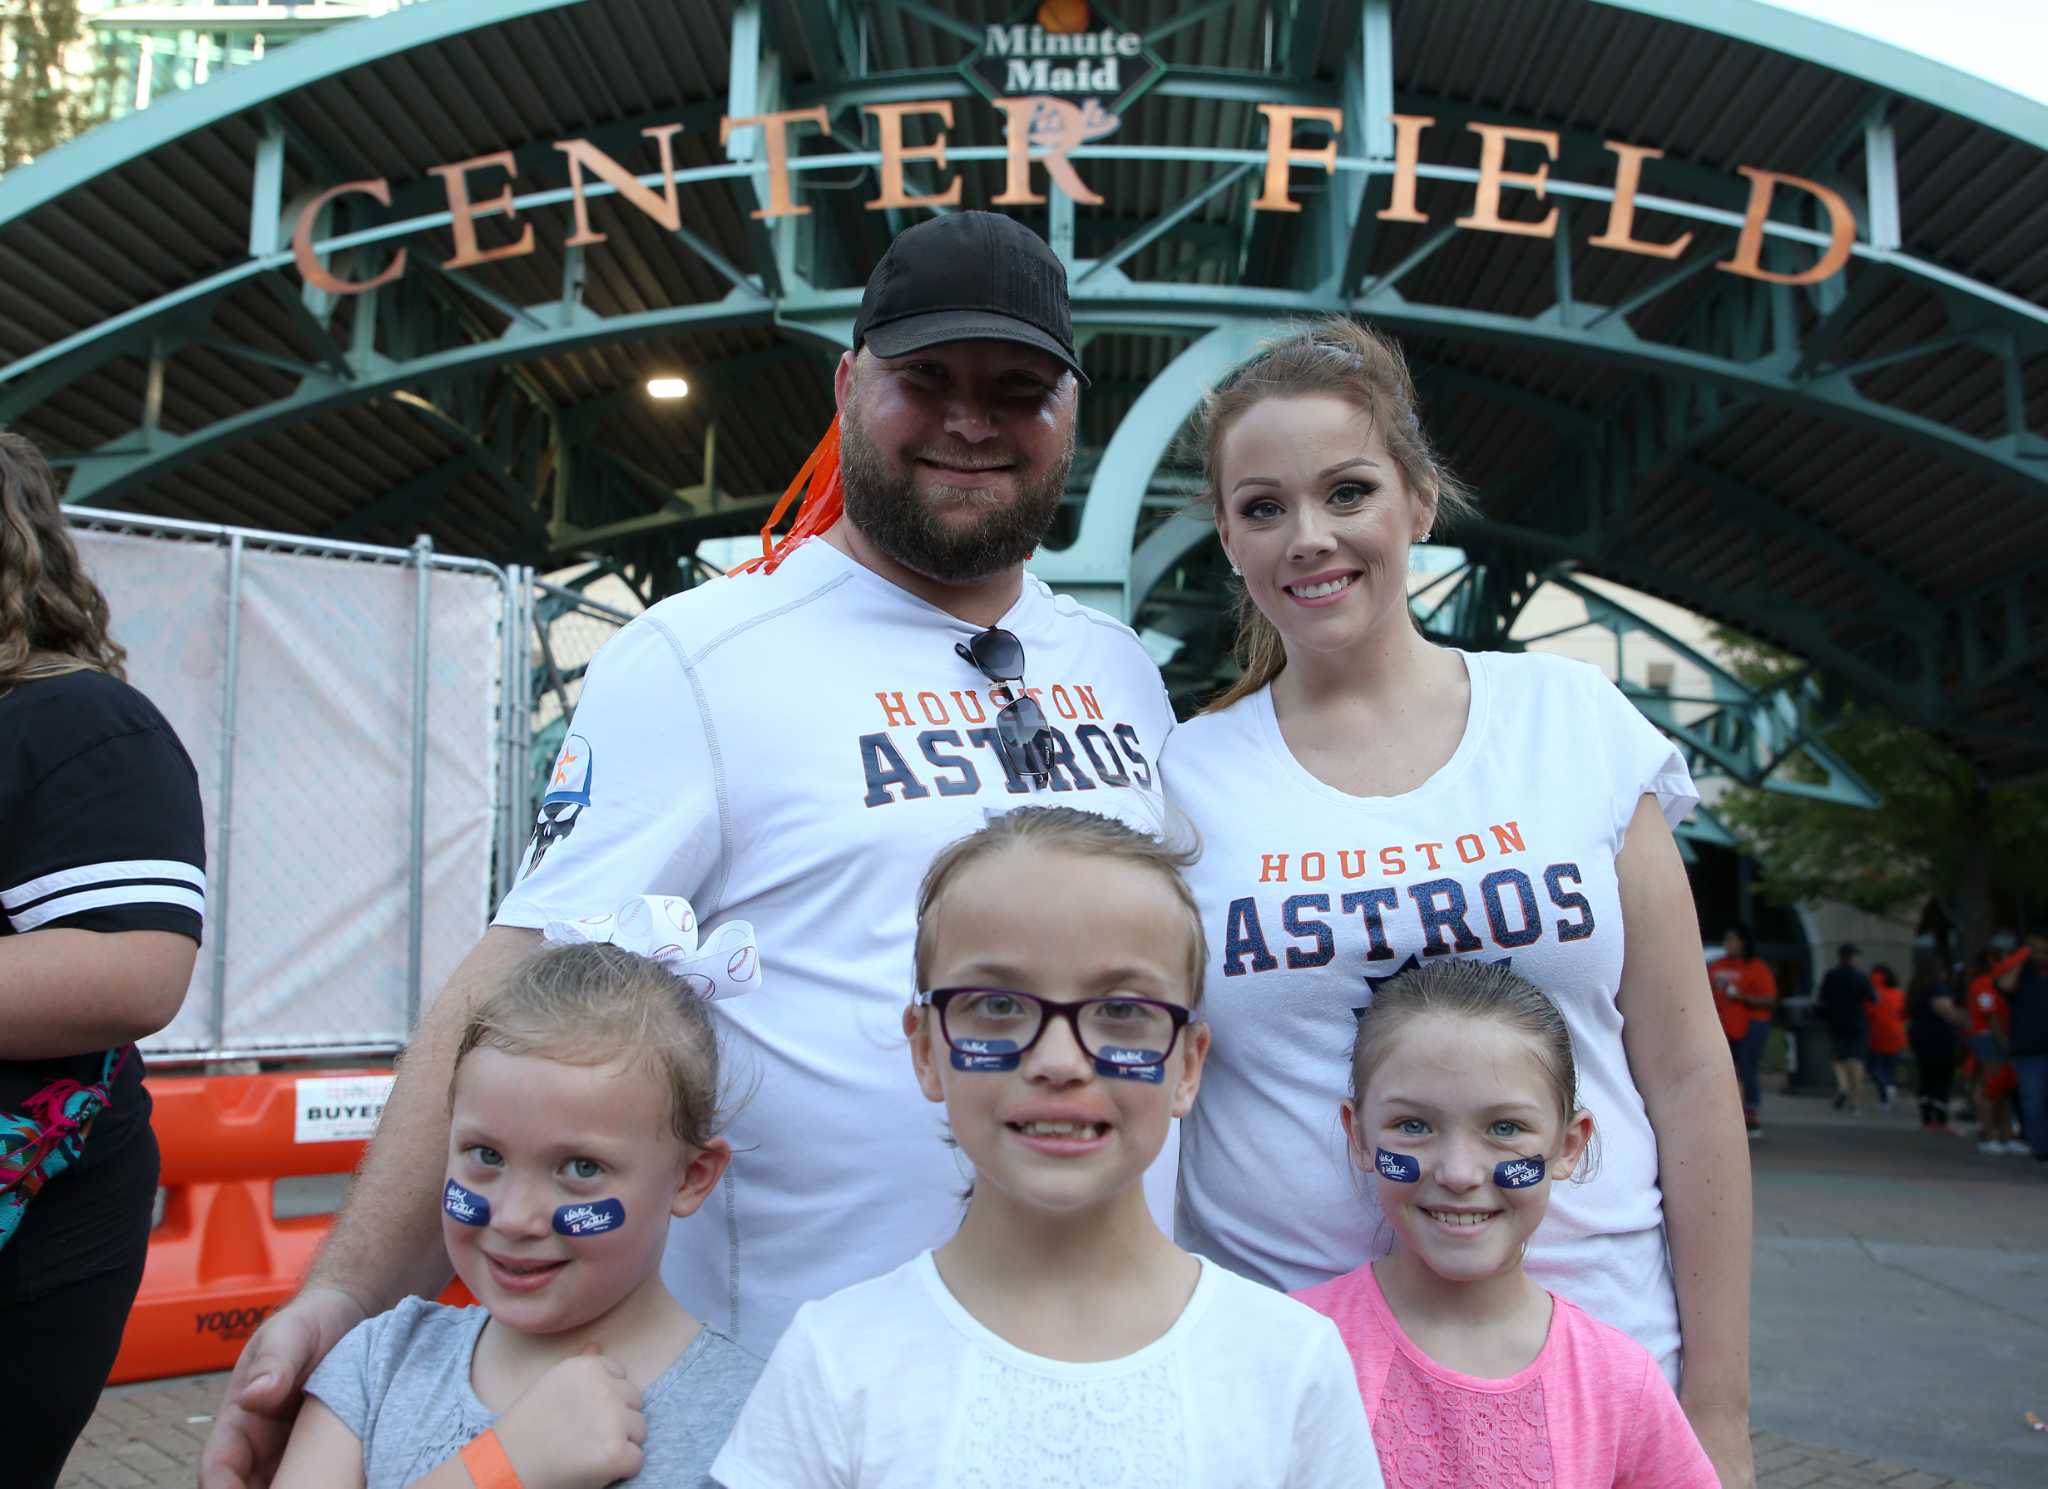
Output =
[{"x1": 1293, "y1": 960, "x2": 1716, "y2": 1488}]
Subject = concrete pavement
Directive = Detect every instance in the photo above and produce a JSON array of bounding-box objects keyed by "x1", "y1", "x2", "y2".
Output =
[{"x1": 1748, "y1": 1087, "x2": 2047, "y2": 1489}]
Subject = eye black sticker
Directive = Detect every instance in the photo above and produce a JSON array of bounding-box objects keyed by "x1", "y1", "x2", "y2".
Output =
[
  {"x1": 1094, "y1": 1046, "x2": 1166, "y2": 1082},
  {"x1": 553, "y1": 1198, "x2": 626, "y2": 1236},
  {"x1": 1494, "y1": 1155, "x2": 1547, "y2": 1188},
  {"x1": 951, "y1": 1038, "x2": 1021, "y2": 1072},
  {"x1": 1375, "y1": 1148, "x2": 1421, "y2": 1182},
  {"x1": 443, "y1": 1178, "x2": 490, "y2": 1225}
]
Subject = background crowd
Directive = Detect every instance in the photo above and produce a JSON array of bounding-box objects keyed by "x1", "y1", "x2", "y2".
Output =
[{"x1": 1712, "y1": 927, "x2": 2048, "y2": 1161}]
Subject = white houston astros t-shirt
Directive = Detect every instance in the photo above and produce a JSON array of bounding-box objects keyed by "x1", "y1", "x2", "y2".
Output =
[
  {"x1": 1163, "y1": 649, "x2": 1698, "y2": 1372},
  {"x1": 494, "y1": 538, "x2": 1176, "y2": 1351}
]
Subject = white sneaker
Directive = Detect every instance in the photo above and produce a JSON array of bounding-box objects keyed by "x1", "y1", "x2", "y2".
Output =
[
  {"x1": 2002, "y1": 1140, "x2": 2033, "y2": 1155},
  {"x1": 1979, "y1": 1140, "x2": 2006, "y2": 1154}
]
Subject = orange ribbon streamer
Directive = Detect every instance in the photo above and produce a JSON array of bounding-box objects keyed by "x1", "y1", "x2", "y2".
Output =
[{"x1": 727, "y1": 416, "x2": 844, "y2": 576}]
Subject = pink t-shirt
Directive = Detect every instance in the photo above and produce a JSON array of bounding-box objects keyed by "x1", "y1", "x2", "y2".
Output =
[{"x1": 1293, "y1": 1265, "x2": 1714, "y2": 1488}]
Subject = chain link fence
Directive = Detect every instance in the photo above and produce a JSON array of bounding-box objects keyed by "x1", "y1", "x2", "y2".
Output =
[
  {"x1": 525, "y1": 578, "x2": 635, "y2": 823},
  {"x1": 67, "y1": 508, "x2": 533, "y2": 1062}
]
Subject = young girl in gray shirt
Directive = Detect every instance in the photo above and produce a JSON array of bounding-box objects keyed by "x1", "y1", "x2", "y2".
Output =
[{"x1": 274, "y1": 900, "x2": 764, "y2": 1489}]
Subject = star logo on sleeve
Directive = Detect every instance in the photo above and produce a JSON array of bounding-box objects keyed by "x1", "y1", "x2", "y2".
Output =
[{"x1": 1353, "y1": 953, "x2": 1514, "y2": 1019}]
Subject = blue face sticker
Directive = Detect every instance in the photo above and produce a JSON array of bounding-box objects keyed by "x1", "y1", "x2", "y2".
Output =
[
  {"x1": 1094, "y1": 1047, "x2": 1167, "y2": 1082},
  {"x1": 443, "y1": 1178, "x2": 490, "y2": 1226},
  {"x1": 1494, "y1": 1155, "x2": 1547, "y2": 1188},
  {"x1": 553, "y1": 1198, "x2": 626, "y2": 1237},
  {"x1": 951, "y1": 1038, "x2": 1021, "y2": 1073},
  {"x1": 1374, "y1": 1148, "x2": 1421, "y2": 1183}
]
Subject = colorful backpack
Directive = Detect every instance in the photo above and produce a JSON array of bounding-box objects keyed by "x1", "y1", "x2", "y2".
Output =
[{"x1": 0, "y1": 1046, "x2": 127, "y2": 1254}]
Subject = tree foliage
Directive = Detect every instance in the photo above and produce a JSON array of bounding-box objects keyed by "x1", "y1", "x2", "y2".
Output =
[
  {"x1": 1711, "y1": 630, "x2": 2048, "y2": 952},
  {"x1": 1, "y1": 1, "x2": 109, "y2": 172}
]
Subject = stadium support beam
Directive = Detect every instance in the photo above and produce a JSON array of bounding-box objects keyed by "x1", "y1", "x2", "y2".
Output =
[
  {"x1": 11, "y1": 88, "x2": 2045, "y2": 491},
  {"x1": 1588, "y1": 0, "x2": 2048, "y2": 151},
  {"x1": 1533, "y1": 571, "x2": 1880, "y2": 806},
  {"x1": 5, "y1": 43, "x2": 2044, "y2": 762},
  {"x1": 1031, "y1": 320, "x2": 1282, "y2": 616}
]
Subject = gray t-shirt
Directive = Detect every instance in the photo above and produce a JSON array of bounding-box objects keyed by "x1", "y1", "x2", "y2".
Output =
[{"x1": 307, "y1": 1297, "x2": 763, "y2": 1489}]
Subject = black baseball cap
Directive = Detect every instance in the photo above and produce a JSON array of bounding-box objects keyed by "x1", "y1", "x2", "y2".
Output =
[{"x1": 853, "y1": 211, "x2": 1088, "y2": 386}]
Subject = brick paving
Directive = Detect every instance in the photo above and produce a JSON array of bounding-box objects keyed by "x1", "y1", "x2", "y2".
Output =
[
  {"x1": 1748, "y1": 1430, "x2": 1997, "y2": 1488},
  {"x1": 61, "y1": 1377, "x2": 2004, "y2": 1488},
  {"x1": 60, "y1": 1372, "x2": 221, "y2": 1489}
]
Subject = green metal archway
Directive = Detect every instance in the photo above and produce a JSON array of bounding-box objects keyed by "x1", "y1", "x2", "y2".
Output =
[{"x1": 2, "y1": 0, "x2": 2044, "y2": 783}]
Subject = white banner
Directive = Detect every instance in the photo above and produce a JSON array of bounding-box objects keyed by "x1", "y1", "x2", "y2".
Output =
[{"x1": 72, "y1": 526, "x2": 506, "y2": 1056}]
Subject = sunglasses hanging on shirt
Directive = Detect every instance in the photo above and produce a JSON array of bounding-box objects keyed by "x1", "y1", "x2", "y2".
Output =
[{"x1": 955, "y1": 626, "x2": 1054, "y2": 790}]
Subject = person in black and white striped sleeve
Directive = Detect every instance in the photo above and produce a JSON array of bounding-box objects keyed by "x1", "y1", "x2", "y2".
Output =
[{"x1": 0, "y1": 431, "x2": 207, "y2": 1489}]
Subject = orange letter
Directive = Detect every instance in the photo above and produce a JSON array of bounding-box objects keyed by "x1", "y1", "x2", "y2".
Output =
[
  {"x1": 876, "y1": 691, "x2": 913, "y2": 728},
  {"x1": 1491, "y1": 821, "x2": 1526, "y2": 854},
  {"x1": 1716, "y1": 165, "x2": 1855, "y2": 285},
  {"x1": 1253, "y1": 104, "x2": 1345, "y2": 213},
  {"x1": 864, "y1": 101, "x2": 964, "y2": 211},
  {"x1": 292, "y1": 178, "x2": 405, "y2": 295},
  {"x1": 990, "y1": 96, "x2": 1106, "y2": 206},
  {"x1": 556, "y1": 124, "x2": 685, "y2": 247},
  {"x1": 719, "y1": 107, "x2": 830, "y2": 219},
  {"x1": 1456, "y1": 123, "x2": 1558, "y2": 238},
  {"x1": 1259, "y1": 853, "x2": 1290, "y2": 883},
  {"x1": 429, "y1": 151, "x2": 536, "y2": 270},
  {"x1": 1377, "y1": 113, "x2": 1433, "y2": 224},
  {"x1": 1588, "y1": 140, "x2": 1692, "y2": 260}
]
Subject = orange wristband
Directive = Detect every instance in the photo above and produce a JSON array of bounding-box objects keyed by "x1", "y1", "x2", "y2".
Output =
[{"x1": 458, "y1": 1429, "x2": 523, "y2": 1489}]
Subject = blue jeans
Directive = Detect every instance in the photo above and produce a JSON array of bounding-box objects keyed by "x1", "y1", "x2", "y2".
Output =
[
  {"x1": 1865, "y1": 1051, "x2": 1898, "y2": 1097},
  {"x1": 2016, "y1": 1054, "x2": 2048, "y2": 1158},
  {"x1": 1731, "y1": 1020, "x2": 1770, "y2": 1116}
]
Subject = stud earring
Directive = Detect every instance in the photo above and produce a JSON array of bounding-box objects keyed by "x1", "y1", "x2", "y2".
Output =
[{"x1": 1228, "y1": 563, "x2": 1241, "y2": 576}]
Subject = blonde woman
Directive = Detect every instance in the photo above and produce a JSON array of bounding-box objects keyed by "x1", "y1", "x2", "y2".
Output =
[
  {"x1": 1, "y1": 431, "x2": 205, "y2": 1487},
  {"x1": 1160, "y1": 320, "x2": 1755, "y2": 1488}
]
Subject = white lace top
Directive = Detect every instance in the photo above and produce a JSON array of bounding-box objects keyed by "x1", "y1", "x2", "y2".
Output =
[{"x1": 711, "y1": 1251, "x2": 1380, "y2": 1488}]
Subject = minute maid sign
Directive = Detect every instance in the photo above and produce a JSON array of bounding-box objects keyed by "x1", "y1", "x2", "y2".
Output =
[{"x1": 963, "y1": 0, "x2": 1164, "y2": 123}]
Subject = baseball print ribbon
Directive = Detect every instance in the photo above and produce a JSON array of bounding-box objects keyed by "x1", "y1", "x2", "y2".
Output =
[{"x1": 541, "y1": 895, "x2": 761, "y2": 1001}]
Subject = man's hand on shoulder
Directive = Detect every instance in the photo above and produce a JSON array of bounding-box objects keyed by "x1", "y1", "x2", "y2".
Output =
[{"x1": 199, "y1": 1283, "x2": 369, "y2": 1489}]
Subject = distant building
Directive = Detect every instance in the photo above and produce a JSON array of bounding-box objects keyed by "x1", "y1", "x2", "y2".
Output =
[{"x1": 2, "y1": 2, "x2": 417, "y2": 154}]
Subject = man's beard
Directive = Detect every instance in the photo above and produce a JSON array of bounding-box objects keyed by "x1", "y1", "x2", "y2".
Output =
[{"x1": 839, "y1": 394, "x2": 1075, "y2": 585}]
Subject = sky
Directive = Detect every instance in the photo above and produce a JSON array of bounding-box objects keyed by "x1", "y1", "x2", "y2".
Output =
[{"x1": 1759, "y1": 0, "x2": 2048, "y2": 105}]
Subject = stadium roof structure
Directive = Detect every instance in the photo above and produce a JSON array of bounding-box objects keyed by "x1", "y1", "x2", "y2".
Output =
[{"x1": 2, "y1": 0, "x2": 2044, "y2": 785}]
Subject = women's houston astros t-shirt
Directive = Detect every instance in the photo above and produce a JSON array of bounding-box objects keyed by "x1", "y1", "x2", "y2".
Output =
[{"x1": 1164, "y1": 648, "x2": 1698, "y2": 1374}]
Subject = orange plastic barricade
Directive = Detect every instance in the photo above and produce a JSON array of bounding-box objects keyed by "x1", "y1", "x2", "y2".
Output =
[{"x1": 109, "y1": 1067, "x2": 470, "y2": 1385}]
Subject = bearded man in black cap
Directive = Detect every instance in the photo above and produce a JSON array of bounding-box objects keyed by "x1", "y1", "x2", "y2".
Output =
[{"x1": 202, "y1": 213, "x2": 1177, "y2": 1488}]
